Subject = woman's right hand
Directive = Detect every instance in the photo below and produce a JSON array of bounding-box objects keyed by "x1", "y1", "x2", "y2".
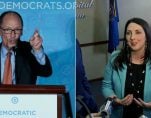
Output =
[{"x1": 111, "y1": 94, "x2": 133, "y2": 106}]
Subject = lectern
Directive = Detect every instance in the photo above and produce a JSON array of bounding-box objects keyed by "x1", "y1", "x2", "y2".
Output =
[{"x1": 0, "y1": 85, "x2": 65, "y2": 118}]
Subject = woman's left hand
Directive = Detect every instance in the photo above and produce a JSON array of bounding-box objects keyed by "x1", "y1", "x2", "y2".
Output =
[{"x1": 134, "y1": 98, "x2": 151, "y2": 108}]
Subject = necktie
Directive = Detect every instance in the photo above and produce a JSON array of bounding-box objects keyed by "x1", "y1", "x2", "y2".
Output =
[{"x1": 3, "y1": 52, "x2": 12, "y2": 84}]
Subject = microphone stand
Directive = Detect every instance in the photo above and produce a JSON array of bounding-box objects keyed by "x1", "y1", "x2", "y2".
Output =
[{"x1": 76, "y1": 95, "x2": 92, "y2": 118}]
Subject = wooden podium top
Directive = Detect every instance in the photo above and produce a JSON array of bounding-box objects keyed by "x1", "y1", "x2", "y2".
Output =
[{"x1": 0, "y1": 85, "x2": 65, "y2": 94}]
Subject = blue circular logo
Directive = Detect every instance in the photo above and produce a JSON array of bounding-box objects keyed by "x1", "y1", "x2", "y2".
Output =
[{"x1": 11, "y1": 97, "x2": 19, "y2": 104}]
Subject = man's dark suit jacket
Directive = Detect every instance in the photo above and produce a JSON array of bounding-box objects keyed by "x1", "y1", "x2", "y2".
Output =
[
  {"x1": 0, "y1": 40, "x2": 52, "y2": 85},
  {"x1": 76, "y1": 40, "x2": 98, "y2": 117}
]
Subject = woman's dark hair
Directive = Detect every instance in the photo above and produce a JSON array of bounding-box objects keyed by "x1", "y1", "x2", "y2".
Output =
[
  {"x1": 114, "y1": 18, "x2": 151, "y2": 70},
  {"x1": 0, "y1": 10, "x2": 23, "y2": 27}
]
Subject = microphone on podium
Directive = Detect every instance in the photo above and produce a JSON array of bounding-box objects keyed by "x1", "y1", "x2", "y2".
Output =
[
  {"x1": 100, "y1": 97, "x2": 113, "y2": 118},
  {"x1": 64, "y1": 92, "x2": 73, "y2": 118}
]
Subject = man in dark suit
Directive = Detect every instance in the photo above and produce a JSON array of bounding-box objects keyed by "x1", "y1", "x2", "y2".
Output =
[
  {"x1": 76, "y1": 40, "x2": 98, "y2": 117},
  {"x1": 0, "y1": 11, "x2": 52, "y2": 84}
]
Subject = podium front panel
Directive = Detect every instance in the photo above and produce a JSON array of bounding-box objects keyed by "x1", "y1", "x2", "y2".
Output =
[{"x1": 0, "y1": 85, "x2": 65, "y2": 118}]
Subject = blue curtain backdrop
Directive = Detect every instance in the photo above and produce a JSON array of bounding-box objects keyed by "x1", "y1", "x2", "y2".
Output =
[
  {"x1": 108, "y1": 0, "x2": 119, "y2": 53},
  {"x1": 0, "y1": 0, "x2": 75, "y2": 117}
]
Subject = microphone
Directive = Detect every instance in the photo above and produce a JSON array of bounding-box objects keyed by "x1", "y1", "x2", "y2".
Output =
[
  {"x1": 100, "y1": 98, "x2": 113, "y2": 118},
  {"x1": 12, "y1": 46, "x2": 17, "y2": 55},
  {"x1": 64, "y1": 92, "x2": 73, "y2": 118}
]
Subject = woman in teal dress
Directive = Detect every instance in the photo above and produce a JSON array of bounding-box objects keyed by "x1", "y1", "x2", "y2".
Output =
[{"x1": 102, "y1": 18, "x2": 151, "y2": 118}]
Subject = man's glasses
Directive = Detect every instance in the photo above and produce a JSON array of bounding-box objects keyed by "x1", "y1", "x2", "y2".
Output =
[{"x1": 1, "y1": 28, "x2": 22, "y2": 34}]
